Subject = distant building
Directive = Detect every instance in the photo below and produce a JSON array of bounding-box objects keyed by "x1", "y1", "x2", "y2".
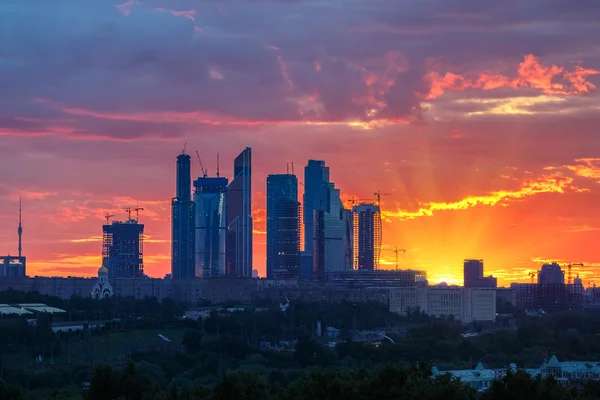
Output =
[
  {"x1": 326, "y1": 269, "x2": 427, "y2": 287},
  {"x1": 226, "y1": 147, "x2": 253, "y2": 277},
  {"x1": 266, "y1": 174, "x2": 300, "y2": 279},
  {"x1": 299, "y1": 251, "x2": 313, "y2": 280},
  {"x1": 102, "y1": 219, "x2": 144, "y2": 278},
  {"x1": 353, "y1": 204, "x2": 381, "y2": 271},
  {"x1": 91, "y1": 261, "x2": 113, "y2": 299},
  {"x1": 172, "y1": 152, "x2": 196, "y2": 279},
  {"x1": 303, "y1": 160, "x2": 331, "y2": 269},
  {"x1": 0, "y1": 256, "x2": 26, "y2": 277},
  {"x1": 463, "y1": 259, "x2": 497, "y2": 288},
  {"x1": 389, "y1": 286, "x2": 496, "y2": 323},
  {"x1": 252, "y1": 269, "x2": 259, "y2": 278},
  {"x1": 538, "y1": 263, "x2": 565, "y2": 284},
  {"x1": 312, "y1": 184, "x2": 349, "y2": 278},
  {"x1": 194, "y1": 176, "x2": 228, "y2": 278}
]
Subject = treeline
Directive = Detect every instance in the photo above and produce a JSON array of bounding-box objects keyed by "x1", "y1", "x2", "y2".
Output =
[{"x1": 5, "y1": 361, "x2": 600, "y2": 400}]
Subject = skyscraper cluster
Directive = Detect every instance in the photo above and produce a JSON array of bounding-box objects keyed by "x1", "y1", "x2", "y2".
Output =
[
  {"x1": 171, "y1": 151, "x2": 382, "y2": 280},
  {"x1": 171, "y1": 148, "x2": 253, "y2": 279}
]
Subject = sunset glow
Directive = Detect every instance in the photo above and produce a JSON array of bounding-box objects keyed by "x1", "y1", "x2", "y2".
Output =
[{"x1": 1, "y1": 0, "x2": 600, "y2": 286}]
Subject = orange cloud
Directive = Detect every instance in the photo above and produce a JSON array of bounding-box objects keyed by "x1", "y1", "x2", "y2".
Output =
[
  {"x1": 424, "y1": 54, "x2": 599, "y2": 99},
  {"x1": 383, "y1": 172, "x2": 585, "y2": 220},
  {"x1": 565, "y1": 158, "x2": 600, "y2": 181}
]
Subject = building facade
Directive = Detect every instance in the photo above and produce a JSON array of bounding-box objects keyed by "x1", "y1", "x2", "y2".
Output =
[
  {"x1": 194, "y1": 177, "x2": 228, "y2": 278},
  {"x1": 172, "y1": 153, "x2": 196, "y2": 279},
  {"x1": 226, "y1": 148, "x2": 253, "y2": 277},
  {"x1": 389, "y1": 286, "x2": 497, "y2": 323},
  {"x1": 0, "y1": 256, "x2": 26, "y2": 277},
  {"x1": 353, "y1": 204, "x2": 381, "y2": 271},
  {"x1": 539, "y1": 263, "x2": 565, "y2": 284},
  {"x1": 303, "y1": 160, "x2": 331, "y2": 269},
  {"x1": 266, "y1": 174, "x2": 300, "y2": 280},
  {"x1": 312, "y1": 184, "x2": 349, "y2": 278},
  {"x1": 102, "y1": 220, "x2": 144, "y2": 278}
]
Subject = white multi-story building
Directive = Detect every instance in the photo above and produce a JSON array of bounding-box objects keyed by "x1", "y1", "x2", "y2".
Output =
[{"x1": 389, "y1": 286, "x2": 496, "y2": 323}]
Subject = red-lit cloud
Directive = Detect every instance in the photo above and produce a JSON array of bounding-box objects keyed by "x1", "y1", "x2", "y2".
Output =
[{"x1": 424, "y1": 55, "x2": 600, "y2": 100}]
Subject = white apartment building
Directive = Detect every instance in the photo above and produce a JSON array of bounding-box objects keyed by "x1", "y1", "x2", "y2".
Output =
[{"x1": 389, "y1": 286, "x2": 496, "y2": 323}]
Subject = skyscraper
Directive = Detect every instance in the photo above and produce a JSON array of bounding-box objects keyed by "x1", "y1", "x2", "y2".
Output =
[
  {"x1": 194, "y1": 176, "x2": 228, "y2": 278},
  {"x1": 226, "y1": 147, "x2": 253, "y2": 277},
  {"x1": 267, "y1": 174, "x2": 300, "y2": 280},
  {"x1": 312, "y1": 183, "x2": 349, "y2": 278},
  {"x1": 172, "y1": 152, "x2": 196, "y2": 279},
  {"x1": 102, "y1": 219, "x2": 144, "y2": 278},
  {"x1": 303, "y1": 160, "x2": 330, "y2": 268},
  {"x1": 353, "y1": 203, "x2": 381, "y2": 271}
]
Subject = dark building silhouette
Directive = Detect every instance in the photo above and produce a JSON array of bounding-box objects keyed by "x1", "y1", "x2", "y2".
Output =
[
  {"x1": 194, "y1": 176, "x2": 228, "y2": 278},
  {"x1": 538, "y1": 263, "x2": 565, "y2": 284},
  {"x1": 353, "y1": 204, "x2": 381, "y2": 271},
  {"x1": 303, "y1": 160, "x2": 330, "y2": 269},
  {"x1": 172, "y1": 152, "x2": 196, "y2": 279},
  {"x1": 267, "y1": 174, "x2": 300, "y2": 279},
  {"x1": 463, "y1": 259, "x2": 497, "y2": 288},
  {"x1": 226, "y1": 148, "x2": 253, "y2": 277},
  {"x1": 102, "y1": 220, "x2": 144, "y2": 278}
]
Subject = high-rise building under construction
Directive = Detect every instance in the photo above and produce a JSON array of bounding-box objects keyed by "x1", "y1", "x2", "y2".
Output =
[
  {"x1": 352, "y1": 203, "x2": 381, "y2": 271},
  {"x1": 172, "y1": 152, "x2": 196, "y2": 279},
  {"x1": 102, "y1": 218, "x2": 144, "y2": 278}
]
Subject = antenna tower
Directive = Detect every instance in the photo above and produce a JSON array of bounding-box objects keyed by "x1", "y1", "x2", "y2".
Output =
[
  {"x1": 18, "y1": 197, "x2": 22, "y2": 257},
  {"x1": 217, "y1": 153, "x2": 220, "y2": 177}
]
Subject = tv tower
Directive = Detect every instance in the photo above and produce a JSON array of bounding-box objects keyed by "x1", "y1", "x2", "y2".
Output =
[{"x1": 18, "y1": 197, "x2": 22, "y2": 257}]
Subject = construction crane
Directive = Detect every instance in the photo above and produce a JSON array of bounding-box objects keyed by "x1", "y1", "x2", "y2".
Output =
[
  {"x1": 104, "y1": 213, "x2": 115, "y2": 223},
  {"x1": 374, "y1": 191, "x2": 391, "y2": 206},
  {"x1": 529, "y1": 271, "x2": 537, "y2": 284},
  {"x1": 390, "y1": 246, "x2": 406, "y2": 271},
  {"x1": 125, "y1": 206, "x2": 144, "y2": 222},
  {"x1": 567, "y1": 263, "x2": 584, "y2": 285},
  {"x1": 195, "y1": 150, "x2": 208, "y2": 178}
]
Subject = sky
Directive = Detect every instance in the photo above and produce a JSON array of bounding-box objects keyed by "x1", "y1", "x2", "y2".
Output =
[{"x1": 1, "y1": 0, "x2": 600, "y2": 286}]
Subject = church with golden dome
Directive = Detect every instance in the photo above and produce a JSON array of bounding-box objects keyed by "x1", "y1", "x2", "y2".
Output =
[{"x1": 91, "y1": 260, "x2": 113, "y2": 299}]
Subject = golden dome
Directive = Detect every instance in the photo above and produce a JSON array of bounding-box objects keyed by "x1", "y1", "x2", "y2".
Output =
[{"x1": 98, "y1": 265, "x2": 108, "y2": 274}]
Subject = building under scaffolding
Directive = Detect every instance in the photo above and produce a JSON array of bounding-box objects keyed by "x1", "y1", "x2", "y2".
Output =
[
  {"x1": 352, "y1": 203, "x2": 381, "y2": 270},
  {"x1": 102, "y1": 220, "x2": 144, "y2": 278}
]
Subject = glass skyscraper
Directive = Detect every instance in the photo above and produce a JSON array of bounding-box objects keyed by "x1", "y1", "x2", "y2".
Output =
[
  {"x1": 194, "y1": 177, "x2": 228, "y2": 278},
  {"x1": 171, "y1": 152, "x2": 196, "y2": 279},
  {"x1": 303, "y1": 160, "x2": 330, "y2": 267},
  {"x1": 266, "y1": 174, "x2": 300, "y2": 279},
  {"x1": 226, "y1": 147, "x2": 253, "y2": 277}
]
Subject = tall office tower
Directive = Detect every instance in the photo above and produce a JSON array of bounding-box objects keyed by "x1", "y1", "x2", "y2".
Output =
[
  {"x1": 352, "y1": 204, "x2": 381, "y2": 270},
  {"x1": 102, "y1": 218, "x2": 144, "y2": 278},
  {"x1": 312, "y1": 184, "x2": 348, "y2": 278},
  {"x1": 266, "y1": 174, "x2": 301, "y2": 279},
  {"x1": 194, "y1": 176, "x2": 228, "y2": 278},
  {"x1": 226, "y1": 147, "x2": 253, "y2": 277},
  {"x1": 303, "y1": 160, "x2": 331, "y2": 267},
  {"x1": 172, "y1": 152, "x2": 196, "y2": 279}
]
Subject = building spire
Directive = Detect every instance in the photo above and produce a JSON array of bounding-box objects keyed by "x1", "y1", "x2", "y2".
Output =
[{"x1": 18, "y1": 197, "x2": 22, "y2": 257}]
